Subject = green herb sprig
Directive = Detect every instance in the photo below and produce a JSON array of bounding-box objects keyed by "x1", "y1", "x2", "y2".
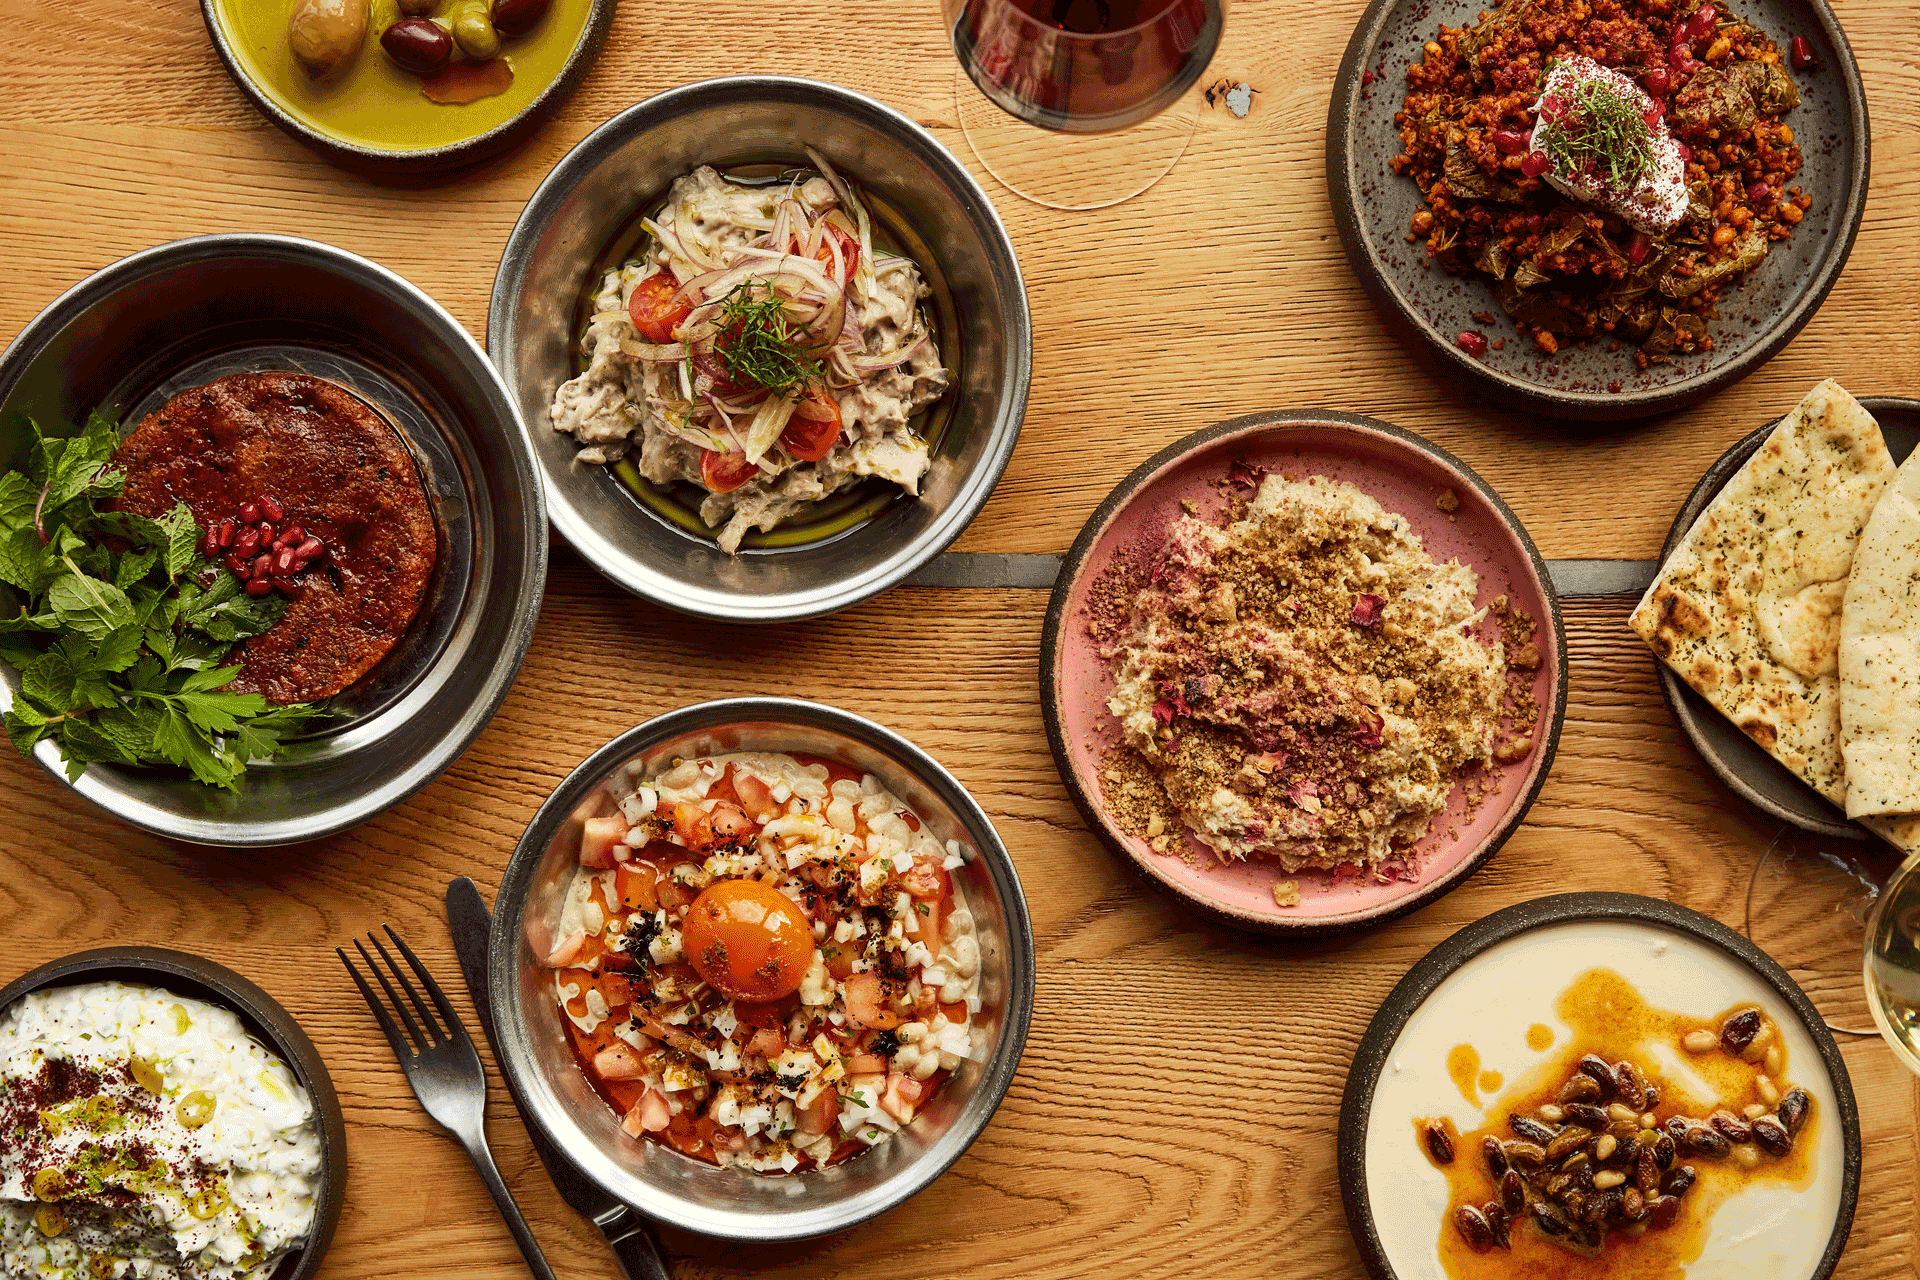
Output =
[
  {"x1": 1540, "y1": 76, "x2": 1656, "y2": 188},
  {"x1": 0, "y1": 411, "x2": 328, "y2": 790},
  {"x1": 716, "y1": 282, "x2": 824, "y2": 400}
]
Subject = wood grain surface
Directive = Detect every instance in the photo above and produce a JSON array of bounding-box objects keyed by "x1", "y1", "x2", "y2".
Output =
[{"x1": 2, "y1": 1, "x2": 1917, "y2": 1278}]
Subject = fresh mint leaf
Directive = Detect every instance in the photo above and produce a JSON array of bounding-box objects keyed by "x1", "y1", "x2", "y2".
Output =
[
  {"x1": 179, "y1": 572, "x2": 286, "y2": 645},
  {"x1": 47, "y1": 568, "x2": 135, "y2": 640},
  {"x1": 19, "y1": 648, "x2": 80, "y2": 712},
  {"x1": 92, "y1": 626, "x2": 143, "y2": 674},
  {"x1": 4, "y1": 702, "x2": 51, "y2": 759},
  {"x1": 0, "y1": 471, "x2": 33, "y2": 532},
  {"x1": 114, "y1": 545, "x2": 160, "y2": 590},
  {"x1": 155, "y1": 504, "x2": 199, "y2": 579},
  {"x1": 0, "y1": 528, "x2": 55, "y2": 595}
]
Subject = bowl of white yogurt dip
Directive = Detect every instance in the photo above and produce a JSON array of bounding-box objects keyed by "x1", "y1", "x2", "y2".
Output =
[{"x1": 0, "y1": 949, "x2": 346, "y2": 1280}]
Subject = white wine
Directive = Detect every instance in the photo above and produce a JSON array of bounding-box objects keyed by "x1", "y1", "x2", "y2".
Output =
[{"x1": 1864, "y1": 854, "x2": 1920, "y2": 1074}]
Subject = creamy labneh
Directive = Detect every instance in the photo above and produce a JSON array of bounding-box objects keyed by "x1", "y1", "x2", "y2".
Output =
[
  {"x1": 0, "y1": 983, "x2": 321, "y2": 1280},
  {"x1": 1530, "y1": 56, "x2": 1689, "y2": 234}
]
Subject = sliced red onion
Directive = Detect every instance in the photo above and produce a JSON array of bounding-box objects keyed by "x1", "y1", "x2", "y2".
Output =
[
  {"x1": 846, "y1": 332, "x2": 930, "y2": 374},
  {"x1": 618, "y1": 337, "x2": 689, "y2": 361}
]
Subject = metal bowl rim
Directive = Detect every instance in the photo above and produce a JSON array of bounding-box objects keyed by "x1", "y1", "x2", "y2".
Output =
[
  {"x1": 0, "y1": 232, "x2": 549, "y2": 847},
  {"x1": 487, "y1": 74, "x2": 1032, "y2": 623},
  {"x1": 485, "y1": 695, "x2": 1036, "y2": 1240}
]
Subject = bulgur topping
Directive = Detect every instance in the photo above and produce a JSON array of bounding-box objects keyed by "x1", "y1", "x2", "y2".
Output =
[{"x1": 1089, "y1": 466, "x2": 1537, "y2": 874}]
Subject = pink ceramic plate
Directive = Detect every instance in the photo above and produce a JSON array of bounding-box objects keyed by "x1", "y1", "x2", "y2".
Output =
[{"x1": 1040, "y1": 410, "x2": 1567, "y2": 935}]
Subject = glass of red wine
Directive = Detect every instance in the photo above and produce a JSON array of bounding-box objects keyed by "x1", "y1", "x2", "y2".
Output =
[{"x1": 944, "y1": 0, "x2": 1229, "y2": 209}]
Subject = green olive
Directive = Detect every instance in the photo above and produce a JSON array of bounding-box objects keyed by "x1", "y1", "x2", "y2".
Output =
[
  {"x1": 287, "y1": 0, "x2": 369, "y2": 82},
  {"x1": 452, "y1": 5, "x2": 501, "y2": 59},
  {"x1": 175, "y1": 1091, "x2": 216, "y2": 1129}
]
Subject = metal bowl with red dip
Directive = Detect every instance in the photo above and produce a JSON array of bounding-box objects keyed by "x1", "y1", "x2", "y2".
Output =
[{"x1": 110, "y1": 372, "x2": 437, "y2": 706}]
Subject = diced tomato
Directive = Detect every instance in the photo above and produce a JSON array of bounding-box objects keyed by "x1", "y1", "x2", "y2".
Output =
[
  {"x1": 544, "y1": 929, "x2": 586, "y2": 968},
  {"x1": 580, "y1": 815, "x2": 630, "y2": 868},
  {"x1": 914, "y1": 986, "x2": 938, "y2": 1018},
  {"x1": 732, "y1": 770, "x2": 778, "y2": 822},
  {"x1": 880, "y1": 1071, "x2": 926, "y2": 1122},
  {"x1": 616, "y1": 863, "x2": 659, "y2": 912},
  {"x1": 669, "y1": 799, "x2": 755, "y2": 852},
  {"x1": 657, "y1": 878, "x2": 695, "y2": 910},
  {"x1": 843, "y1": 1052, "x2": 888, "y2": 1075},
  {"x1": 708, "y1": 801, "x2": 754, "y2": 844},
  {"x1": 905, "y1": 898, "x2": 942, "y2": 949},
  {"x1": 599, "y1": 972, "x2": 635, "y2": 1009},
  {"x1": 813, "y1": 222, "x2": 860, "y2": 286},
  {"x1": 796, "y1": 1087, "x2": 837, "y2": 1136},
  {"x1": 593, "y1": 1043, "x2": 646, "y2": 1081},
  {"x1": 821, "y1": 945, "x2": 857, "y2": 981},
  {"x1": 899, "y1": 856, "x2": 950, "y2": 902},
  {"x1": 622, "y1": 1087, "x2": 673, "y2": 1136},
  {"x1": 700, "y1": 448, "x2": 758, "y2": 495},
  {"x1": 734, "y1": 993, "x2": 799, "y2": 1030},
  {"x1": 745, "y1": 1026, "x2": 786, "y2": 1059},
  {"x1": 626, "y1": 270, "x2": 692, "y2": 344},
  {"x1": 844, "y1": 971, "x2": 904, "y2": 1029},
  {"x1": 779, "y1": 389, "x2": 843, "y2": 462}
]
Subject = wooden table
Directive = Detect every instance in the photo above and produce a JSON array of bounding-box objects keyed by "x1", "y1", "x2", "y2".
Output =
[{"x1": 4, "y1": 1, "x2": 1917, "y2": 1276}]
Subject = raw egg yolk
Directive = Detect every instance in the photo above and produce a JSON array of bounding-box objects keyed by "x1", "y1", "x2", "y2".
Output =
[{"x1": 682, "y1": 880, "x2": 815, "y2": 1002}]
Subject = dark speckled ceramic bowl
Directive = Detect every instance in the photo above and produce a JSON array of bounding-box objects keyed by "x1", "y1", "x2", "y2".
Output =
[
  {"x1": 0, "y1": 948, "x2": 348, "y2": 1280},
  {"x1": 1327, "y1": 0, "x2": 1869, "y2": 421}
]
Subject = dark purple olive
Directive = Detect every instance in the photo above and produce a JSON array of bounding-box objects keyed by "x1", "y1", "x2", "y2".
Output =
[
  {"x1": 490, "y1": 0, "x2": 552, "y2": 35},
  {"x1": 381, "y1": 17, "x2": 451, "y2": 75}
]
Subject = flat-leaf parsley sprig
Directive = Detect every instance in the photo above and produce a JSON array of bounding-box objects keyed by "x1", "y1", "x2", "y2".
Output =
[{"x1": 0, "y1": 411, "x2": 328, "y2": 790}]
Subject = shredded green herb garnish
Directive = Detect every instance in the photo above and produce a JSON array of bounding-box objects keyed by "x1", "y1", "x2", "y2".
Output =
[
  {"x1": 1540, "y1": 76, "x2": 1656, "y2": 187},
  {"x1": 0, "y1": 410, "x2": 330, "y2": 790},
  {"x1": 716, "y1": 282, "x2": 823, "y2": 399}
]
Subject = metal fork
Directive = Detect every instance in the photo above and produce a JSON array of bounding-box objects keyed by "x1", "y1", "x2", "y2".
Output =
[{"x1": 338, "y1": 925, "x2": 558, "y2": 1280}]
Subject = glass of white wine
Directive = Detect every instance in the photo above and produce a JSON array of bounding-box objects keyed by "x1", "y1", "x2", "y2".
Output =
[{"x1": 1865, "y1": 851, "x2": 1920, "y2": 1071}]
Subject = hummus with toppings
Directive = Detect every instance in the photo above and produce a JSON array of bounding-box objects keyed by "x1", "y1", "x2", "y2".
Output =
[
  {"x1": 0, "y1": 983, "x2": 321, "y2": 1280},
  {"x1": 1094, "y1": 471, "x2": 1529, "y2": 872}
]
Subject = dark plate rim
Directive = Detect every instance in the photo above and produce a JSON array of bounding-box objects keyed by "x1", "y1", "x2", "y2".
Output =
[
  {"x1": 1324, "y1": 0, "x2": 1871, "y2": 422},
  {"x1": 1652, "y1": 395, "x2": 1920, "y2": 841},
  {"x1": 1335, "y1": 891, "x2": 1863, "y2": 1280},
  {"x1": 198, "y1": 0, "x2": 616, "y2": 173},
  {"x1": 1038, "y1": 409, "x2": 1570, "y2": 937},
  {"x1": 0, "y1": 946, "x2": 350, "y2": 1280}
]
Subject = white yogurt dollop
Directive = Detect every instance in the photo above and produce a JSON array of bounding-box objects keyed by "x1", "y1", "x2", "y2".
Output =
[
  {"x1": 1529, "y1": 55, "x2": 1690, "y2": 234},
  {"x1": 0, "y1": 982, "x2": 321, "y2": 1280}
]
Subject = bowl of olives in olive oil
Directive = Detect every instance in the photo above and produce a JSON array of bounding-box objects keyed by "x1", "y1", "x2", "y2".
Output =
[{"x1": 202, "y1": 0, "x2": 614, "y2": 171}]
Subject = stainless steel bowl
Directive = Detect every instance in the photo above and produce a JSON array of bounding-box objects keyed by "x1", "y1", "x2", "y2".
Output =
[
  {"x1": 488, "y1": 76, "x2": 1031, "y2": 622},
  {"x1": 0, "y1": 235, "x2": 547, "y2": 846},
  {"x1": 487, "y1": 698, "x2": 1034, "y2": 1240},
  {"x1": 0, "y1": 946, "x2": 350, "y2": 1280}
]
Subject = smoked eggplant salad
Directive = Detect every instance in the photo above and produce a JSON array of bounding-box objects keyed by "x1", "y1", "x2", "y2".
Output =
[
  {"x1": 541, "y1": 752, "x2": 986, "y2": 1173},
  {"x1": 549, "y1": 153, "x2": 951, "y2": 553}
]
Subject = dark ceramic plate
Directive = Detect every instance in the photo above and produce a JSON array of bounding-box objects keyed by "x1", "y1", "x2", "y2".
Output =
[
  {"x1": 1040, "y1": 410, "x2": 1567, "y2": 935},
  {"x1": 1327, "y1": 0, "x2": 1869, "y2": 421},
  {"x1": 1652, "y1": 396, "x2": 1920, "y2": 840},
  {"x1": 201, "y1": 0, "x2": 615, "y2": 173},
  {"x1": 0, "y1": 947, "x2": 349, "y2": 1280},
  {"x1": 1338, "y1": 892, "x2": 1861, "y2": 1280}
]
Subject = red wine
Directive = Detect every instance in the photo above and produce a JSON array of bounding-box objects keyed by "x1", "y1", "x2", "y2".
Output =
[{"x1": 951, "y1": 0, "x2": 1225, "y2": 134}]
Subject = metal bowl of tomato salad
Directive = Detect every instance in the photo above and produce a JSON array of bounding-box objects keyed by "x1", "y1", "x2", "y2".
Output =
[{"x1": 486, "y1": 697, "x2": 1034, "y2": 1240}]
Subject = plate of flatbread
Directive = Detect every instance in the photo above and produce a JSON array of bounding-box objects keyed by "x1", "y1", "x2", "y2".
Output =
[{"x1": 1631, "y1": 382, "x2": 1920, "y2": 851}]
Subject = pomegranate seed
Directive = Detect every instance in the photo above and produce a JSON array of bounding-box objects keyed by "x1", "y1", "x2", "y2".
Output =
[
  {"x1": 252, "y1": 554, "x2": 273, "y2": 579},
  {"x1": 271, "y1": 577, "x2": 299, "y2": 596},
  {"x1": 1643, "y1": 105, "x2": 1664, "y2": 127},
  {"x1": 1526, "y1": 213, "x2": 1544, "y2": 232},
  {"x1": 1749, "y1": 180, "x2": 1772, "y2": 202},
  {"x1": 1628, "y1": 231, "x2": 1651, "y2": 264},
  {"x1": 238, "y1": 500, "x2": 259, "y2": 523},
  {"x1": 258, "y1": 495, "x2": 284, "y2": 522},
  {"x1": 1521, "y1": 150, "x2": 1552, "y2": 178},
  {"x1": 1540, "y1": 93, "x2": 1568, "y2": 121},
  {"x1": 1455, "y1": 331, "x2": 1489, "y2": 358},
  {"x1": 296, "y1": 537, "x2": 324, "y2": 560},
  {"x1": 1687, "y1": 4, "x2": 1716, "y2": 36},
  {"x1": 1674, "y1": 141, "x2": 1693, "y2": 162},
  {"x1": 217, "y1": 518, "x2": 237, "y2": 548},
  {"x1": 1642, "y1": 67, "x2": 1671, "y2": 95},
  {"x1": 1790, "y1": 35, "x2": 1814, "y2": 68},
  {"x1": 277, "y1": 524, "x2": 305, "y2": 549},
  {"x1": 1670, "y1": 49, "x2": 1698, "y2": 73},
  {"x1": 235, "y1": 528, "x2": 260, "y2": 556},
  {"x1": 273, "y1": 546, "x2": 296, "y2": 575},
  {"x1": 257, "y1": 522, "x2": 275, "y2": 545},
  {"x1": 244, "y1": 578, "x2": 273, "y2": 597},
  {"x1": 224, "y1": 553, "x2": 249, "y2": 577},
  {"x1": 199, "y1": 529, "x2": 219, "y2": 558},
  {"x1": 1492, "y1": 128, "x2": 1530, "y2": 154}
]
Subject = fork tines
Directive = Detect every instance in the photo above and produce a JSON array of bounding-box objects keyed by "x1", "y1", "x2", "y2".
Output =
[{"x1": 337, "y1": 924, "x2": 470, "y2": 1059}]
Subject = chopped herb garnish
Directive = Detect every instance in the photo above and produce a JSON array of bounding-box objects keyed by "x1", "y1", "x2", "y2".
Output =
[
  {"x1": 1539, "y1": 77, "x2": 1656, "y2": 187},
  {"x1": 0, "y1": 411, "x2": 329, "y2": 790},
  {"x1": 915, "y1": 902, "x2": 931, "y2": 916},
  {"x1": 716, "y1": 282, "x2": 824, "y2": 399}
]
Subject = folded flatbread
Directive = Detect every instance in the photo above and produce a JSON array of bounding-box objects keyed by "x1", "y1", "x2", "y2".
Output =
[
  {"x1": 1630, "y1": 380, "x2": 1894, "y2": 808},
  {"x1": 1840, "y1": 448, "x2": 1920, "y2": 853}
]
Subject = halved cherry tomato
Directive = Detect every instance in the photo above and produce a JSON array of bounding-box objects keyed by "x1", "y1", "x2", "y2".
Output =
[
  {"x1": 813, "y1": 222, "x2": 860, "y2": 286},
  {"x1": 627, "y1": 270, "x2": 692, "y2": 343},
  {"x1": 779, "y1": 389, "x2": 843, "y2": 462},
  {"x1": 691, "y1": 338, "x2": 753, "y2": 401},
  {"x1": 700, "y1": 448, "x2": 758, "y2": 494}
]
